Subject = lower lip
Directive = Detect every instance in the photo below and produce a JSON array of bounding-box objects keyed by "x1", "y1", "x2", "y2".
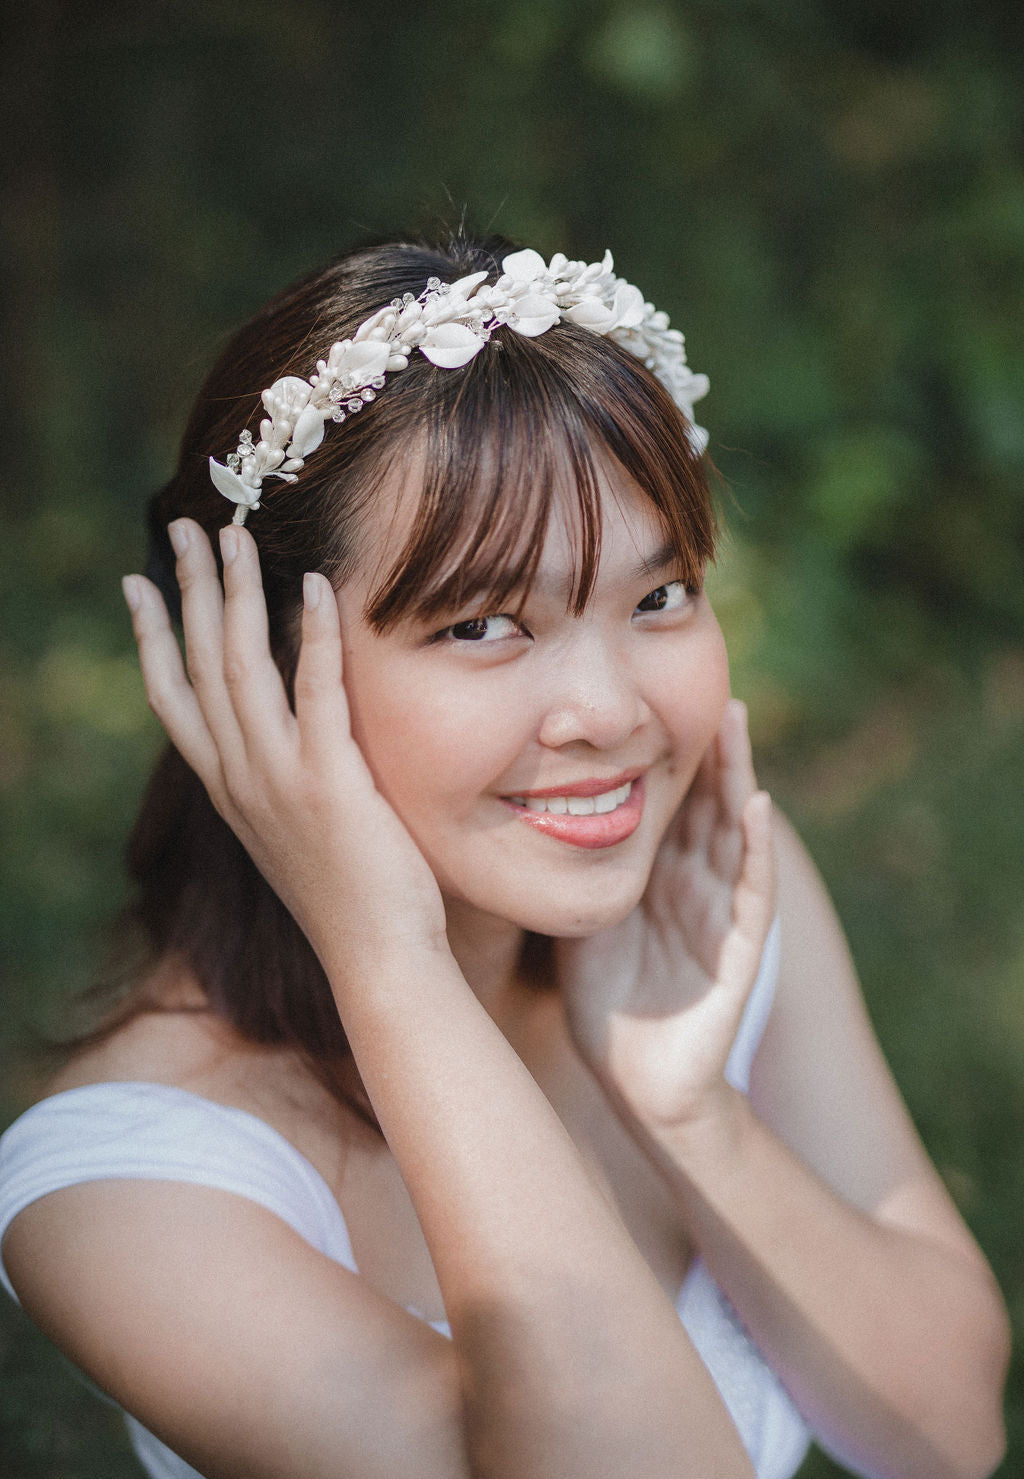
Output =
[{"x1": 501, "y1": 777, "x2": 645, "y2": 850}]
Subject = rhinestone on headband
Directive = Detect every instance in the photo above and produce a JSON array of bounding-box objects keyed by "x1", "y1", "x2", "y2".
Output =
[{"x1": 209, "y1": 249, "x2": 710, "y2": 525}]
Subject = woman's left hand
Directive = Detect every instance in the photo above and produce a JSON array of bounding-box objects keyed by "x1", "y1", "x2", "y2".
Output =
[{"x1": 557, "y1": 700, "x2": 775, "y2": 1131}]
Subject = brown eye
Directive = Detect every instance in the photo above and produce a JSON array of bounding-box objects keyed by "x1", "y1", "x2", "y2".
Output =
[
  {"x1": 451, "y1": 618, "x2": 490, "y2": 641},
  {"x1": 636, "y1": 580, "x2": 689, "y2": 615},
  {"x1": 637, "y1": 585, "x2": 670, "y2": 612},
  {"x1": 445, "y1": 614, "x2": 523, "y2": 643}
]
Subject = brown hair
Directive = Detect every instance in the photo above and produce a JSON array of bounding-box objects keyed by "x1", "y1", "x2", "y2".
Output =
[{"x1": 118, "y1": 233, "x2": 718, "y2": 1120}]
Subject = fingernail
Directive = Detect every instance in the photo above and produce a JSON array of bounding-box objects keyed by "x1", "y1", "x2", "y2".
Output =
[
  {"x1": 220, "y1": 526, "x2": 239, "y2": 564},
  {"x1": 303, "y1": 571, "x2": 321, "y2": 610},
  {"x1": 168, "y1": 520, "x2": 189, "y2": 558},
  {"x1": 122, "y1": 575, "x2": 142, "y2": 612}
]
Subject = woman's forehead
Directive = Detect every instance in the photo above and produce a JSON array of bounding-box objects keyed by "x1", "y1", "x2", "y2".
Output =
[
  {"x1": 353, "y1": 441, "x2": 672, "y2": 611},
  {"x1": 526, "y1": 476, "x2": 673, "y2": 586}
]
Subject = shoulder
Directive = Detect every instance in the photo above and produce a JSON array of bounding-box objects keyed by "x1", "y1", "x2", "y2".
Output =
[
  {"x1": 40, "y1": 966, "x2": 355, "y2": 1186},
  {"x1": 2, "y1": 1171, "x2": 462, "y2": 1479},
  {"x1": 753, "y1": 804, "x2": 903, "y2": 1182},
  {"x1": 1, "y1": 1000, "x2": 468, "y2": 1474},
  {"x1": 753, "y1": 808, "x2": 987, "y2": 1256},
  {"x1": 770, "y1": 807, "x2": 851, "y2": 966}
]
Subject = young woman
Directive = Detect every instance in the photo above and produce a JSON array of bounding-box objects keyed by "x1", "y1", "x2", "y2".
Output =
[{"x1": 0, "y1": 237, "x2": 1009, "y2": 1479}]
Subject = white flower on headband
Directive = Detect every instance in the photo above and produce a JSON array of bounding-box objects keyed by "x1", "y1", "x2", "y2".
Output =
[{"x1": 210, "y1": 250, "x2": 709, "y2": 523}]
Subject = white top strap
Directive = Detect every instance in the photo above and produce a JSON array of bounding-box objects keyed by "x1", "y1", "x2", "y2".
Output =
[{"x1": 0, "y1": 1081, "x2": 356, "y2": 1301}]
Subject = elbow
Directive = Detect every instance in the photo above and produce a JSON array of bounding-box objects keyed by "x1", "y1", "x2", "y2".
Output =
[
  {"x1": 949, "y1": 1408, "x2": 1006, "y2": 1479},
  {"x1": 972, "y1": 1421, "x2": 1007, "y2": 1479},
  {"x1": 872, "y1": 1274, "x2": 1010, "y2": 1479},
  {"x1": 970, "y1": 1281, "x2": 1012, "y2": 1479},
  {"x1": 967, "y1": 1357, "x2": 1009, "y2": 1479},
  {"x1": 944, "y1": 1282, "x2": 1011, "y2": 1479}
]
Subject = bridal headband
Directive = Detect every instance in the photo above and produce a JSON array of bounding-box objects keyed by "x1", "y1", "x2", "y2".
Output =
[{"x1": 209, "y1": 248, "x2": 710, "y2": 525}]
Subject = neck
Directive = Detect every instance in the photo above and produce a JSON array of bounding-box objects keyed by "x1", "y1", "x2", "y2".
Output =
[{"x1": 442, "y1": 896, "x2": 530, "y2": 1022}]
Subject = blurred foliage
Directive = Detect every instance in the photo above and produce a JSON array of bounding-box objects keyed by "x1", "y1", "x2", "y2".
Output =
[{"x1": 1, "y1": 1, "x2": 1022, "y2": 1474}]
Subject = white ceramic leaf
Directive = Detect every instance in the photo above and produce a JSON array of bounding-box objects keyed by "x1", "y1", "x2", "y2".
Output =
[
  {"x1": 343, "y1": 341, "x2": 391, "y2": 379},
  {"x1": 420, "y1": 323, "x2": 486, "y2": 368},
  {"x1": 501, "y1": 248, "x2": 548, "y2": 281},
  {"x1": 288, "y1": 404, "x2": 326, "y2": 459},
  {"x1": 686, "y1": 372, "x2": 710, "y2": 402},
  {"x1": 611, "y1": 282, "x2": 646, "y2": 328},
  {"x1": 209, "y1": 458, "x2": 259, "y2": 507},
  {"x1": 446, "y1": 270, "x2": 489, "y2": 299},
  {"x1": 509, "y1": 293, "x2": 561, "y2": 337},
  {"x1": 564, "y1": 299, "x2": 615, "y2": 331}
]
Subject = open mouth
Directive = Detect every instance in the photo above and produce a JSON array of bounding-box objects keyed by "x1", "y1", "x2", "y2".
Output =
[{"x1": 501, "y1": 776, "x2": 644, "y2": 849}]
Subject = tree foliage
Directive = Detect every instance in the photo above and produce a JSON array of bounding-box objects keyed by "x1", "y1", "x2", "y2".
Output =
[{"x1": 1, "y1": 4, "x2": 1021, "y2": 1473}]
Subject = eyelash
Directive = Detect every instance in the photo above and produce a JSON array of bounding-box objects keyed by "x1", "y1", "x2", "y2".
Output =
[{"x1": 433, "y1": 581, "x2": 696, "y2": 644}]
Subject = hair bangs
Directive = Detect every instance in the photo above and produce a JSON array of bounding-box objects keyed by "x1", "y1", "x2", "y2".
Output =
[
  {"x1": 362, "y1": 343, "x2": 605, "y2": 630},
  {"x1": 361, "y1": 321, "x2": 716, "y2": 632}
]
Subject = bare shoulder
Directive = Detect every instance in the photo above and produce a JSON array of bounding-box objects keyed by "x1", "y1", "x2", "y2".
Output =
[
  {"x1": 40, "y1": 965, "x2": 353, "y2": 1184},
  {"x1": 3, "y1": 1174, "x2": 464, "y2": 1479},
  {"x1": 3, "y1": 970, "x2": 468, "y2": 1478},
  {"x1": 752, "y1": 807, "x2": 987, "y2": 1261},
  {"x1": 46, "y1": 962, "x2": 266, "y2": 1100},
  {"x1": 761, "y1": 806, "x2": 868, "y2": 1049}
]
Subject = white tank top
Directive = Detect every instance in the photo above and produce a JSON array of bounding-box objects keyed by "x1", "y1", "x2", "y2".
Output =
[{"x1": 0, "y1": 922, "x2": 810, "y2": 1479}]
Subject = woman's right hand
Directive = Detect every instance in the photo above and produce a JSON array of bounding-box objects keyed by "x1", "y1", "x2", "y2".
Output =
[{"x1": 122, "y1": 518, "x2": 450, "y2": 973}]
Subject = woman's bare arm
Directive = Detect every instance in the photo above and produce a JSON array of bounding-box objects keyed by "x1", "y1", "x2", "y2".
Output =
[
  {"x1": 5, "y1": 1182, "x2": 469, "y2": 1479},
  {"x1": 3, "y1": 521, "x2": 755, "y2": 1479},
  {"x1": 580, "y1": 805, "x2": 1009, "y2": 1479}
]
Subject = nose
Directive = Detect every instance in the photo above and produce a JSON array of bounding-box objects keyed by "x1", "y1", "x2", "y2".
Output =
[{"x1": 536, "y1": 634, "x2": 651, "y2": 752}]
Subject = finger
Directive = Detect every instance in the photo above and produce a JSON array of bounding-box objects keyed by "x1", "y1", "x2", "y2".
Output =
[
  {"x1": 734, "y1": 790, "x2": 776, "y2": 941},
  {"x1": 717, "y1": 791, "x2": 776, "y2": 992},
  {"x1": 703, "y1": 701, "x2": 754, "y2": 881},
  {"x1": 293, "y1": 573, "x2": 354, "y2": 770},
  {"x1": 219, "y1": 524, "x2": 295, "y2": 752},
  {"x1": 169, "y1": 519, "x2": 245, "y2": 757},
  {"x1": 122, "y1": 573, "x2": 222, "y2": 785}
]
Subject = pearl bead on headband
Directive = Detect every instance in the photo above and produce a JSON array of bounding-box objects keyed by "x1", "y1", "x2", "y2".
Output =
[{"x1": 209, "y1": 249, "x2": 710, "y2": 526}]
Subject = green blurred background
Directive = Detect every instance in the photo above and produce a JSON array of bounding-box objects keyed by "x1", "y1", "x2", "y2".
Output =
[{"x1": 2, "y1": 2, "x2": 1022, "y2": 1474}]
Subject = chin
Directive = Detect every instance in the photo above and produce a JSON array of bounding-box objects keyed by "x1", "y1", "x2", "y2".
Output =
[{"x1": 501, "y1": 870, "x2": 649, "y2": 940}]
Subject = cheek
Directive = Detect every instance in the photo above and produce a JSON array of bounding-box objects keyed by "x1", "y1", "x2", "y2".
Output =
[
  {"x1": 661, "y1": 620, "x2": 731, "y2": 776},
  {"x1": 341, "y1": 655, "x2": 521, "y2": 820}
]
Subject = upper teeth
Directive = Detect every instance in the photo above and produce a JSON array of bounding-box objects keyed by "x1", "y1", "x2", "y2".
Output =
[{"x1": 510, "y1": 780, "x2": 633, "y2": 816}]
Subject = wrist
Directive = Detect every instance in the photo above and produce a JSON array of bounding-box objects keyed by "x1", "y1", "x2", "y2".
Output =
[
  {"x1": 317, "y1": 930, "x2": 457, "y2": 1007},
  {"x1": 632, "y1": 1081, "x2": 755, "y2": 1181}
]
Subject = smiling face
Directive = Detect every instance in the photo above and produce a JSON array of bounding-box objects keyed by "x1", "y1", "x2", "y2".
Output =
[{"x1": 335, "y1": 451, "x2": 730, "y2": 946}]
